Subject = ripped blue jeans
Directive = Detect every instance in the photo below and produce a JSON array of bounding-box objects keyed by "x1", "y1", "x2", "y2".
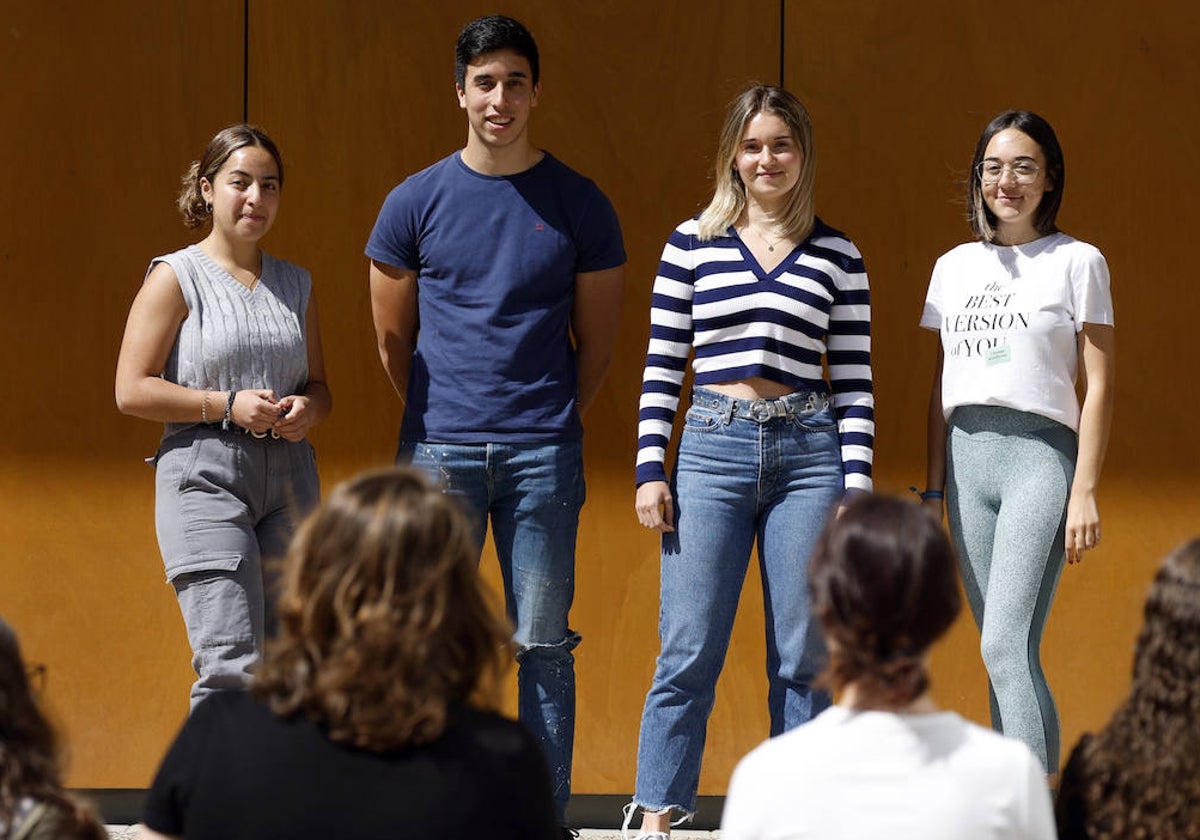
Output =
[{"x1": 402, "y1": 440, "x2": 583, "y2": 822}]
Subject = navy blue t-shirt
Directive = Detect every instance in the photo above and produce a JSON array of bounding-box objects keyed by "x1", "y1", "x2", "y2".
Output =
[{"x1": 366, "y1": 152, "x2": 626, "y2": 444}]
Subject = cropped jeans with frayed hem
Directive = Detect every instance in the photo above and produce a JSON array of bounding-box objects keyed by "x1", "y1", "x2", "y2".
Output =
[
  {"x1": 632, "y1": 387, "x2": 843, "y2": 816},
  {"x1": 403, "y1": 440, "x2": 583, "y2": 823}
]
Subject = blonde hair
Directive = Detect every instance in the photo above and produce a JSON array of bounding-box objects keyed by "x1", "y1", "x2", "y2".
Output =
[
  {"x1": 252, "y1": 468, "x2": 512, "y2": 751},
  {"x1": 697, "y1": 85, "x2": 816, "y2": 242}
]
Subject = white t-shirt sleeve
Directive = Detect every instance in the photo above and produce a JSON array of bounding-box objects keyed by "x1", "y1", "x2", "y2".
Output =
[
  {"x1": 1070, "y1": 243, "x2": 1115, "y2": 329},
  {"x1": 919, "y1": 256, "x2": 945, "y2": 331}
]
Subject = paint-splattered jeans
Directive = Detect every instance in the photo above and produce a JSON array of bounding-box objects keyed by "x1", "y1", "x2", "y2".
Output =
[{"x1": 401, "y1": 440, "x2": 584, "y2": 822}]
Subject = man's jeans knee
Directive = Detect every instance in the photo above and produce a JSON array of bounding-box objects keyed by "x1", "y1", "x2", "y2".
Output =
[{"x1": 402, "y1": 440, "x2": 584, "y2": 821}]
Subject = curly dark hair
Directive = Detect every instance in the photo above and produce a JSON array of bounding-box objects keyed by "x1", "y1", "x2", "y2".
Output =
[
  {"x1": 0, "y1": 617, "x2": 106, "y2": 839},
  {"x1": 252, "y1": 467, "x2": 513, "y2": 752},
  {"x1": 1060, "y1": 538, "x2": 1200, "y2": 838},
  {"x1": 809, "y1": 495, "x2": 961, "y2": 707}
]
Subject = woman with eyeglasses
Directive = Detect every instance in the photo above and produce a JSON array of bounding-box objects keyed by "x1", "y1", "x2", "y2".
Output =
[
  {"x1": 918, "y1": 110, "x2": 1115, "y2": 783},
  {"x1": 0, "y1": 615, "x2": 107, "y2": 840},
  {"x1": 115, "y1": 125, "x2": 331, "y2": 708},
  {"x1": 626, "y1": 85, "x2": 873, "y2": 838}
]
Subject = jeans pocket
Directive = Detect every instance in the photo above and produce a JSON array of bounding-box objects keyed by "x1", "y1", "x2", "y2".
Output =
[
  {"x1": 682, "y1": 405, "x2": 721, "y2": 433},
  {"x1": 791, "y1": 404, "x2": 837, "y2": 433}
]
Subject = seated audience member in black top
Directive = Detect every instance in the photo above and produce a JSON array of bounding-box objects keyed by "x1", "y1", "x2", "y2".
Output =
[
  {"x1": 0, "y1": 616, "x2": 106, "y2": 840},
  {"x1": 138, "y1": 467, "x2": 559, "y2": 840},
  {"x1": 1055, "y1": 538, "x2": 1200, "y2": 839}
]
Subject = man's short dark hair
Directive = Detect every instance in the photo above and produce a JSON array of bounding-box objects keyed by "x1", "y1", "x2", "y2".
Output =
[{"x1": 455, "y1": 15, "x2": 539, "y2": 87}]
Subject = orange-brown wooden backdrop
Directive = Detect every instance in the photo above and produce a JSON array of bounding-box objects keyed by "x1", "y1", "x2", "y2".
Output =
[{"x1": 1, "y1": 0, "x2": 1196, "y2": 799}]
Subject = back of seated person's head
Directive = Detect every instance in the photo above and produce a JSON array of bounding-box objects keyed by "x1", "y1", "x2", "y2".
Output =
[
  {"x1": 0, "y1": 617, "x2": 104, "y2": 839},
  {"x1": 1073, "y1": 537, "x2": 1200, "y2": 837},
  {"x1": 0, "y1": 616, "x2": 58, "y2": 820},
  {"x1": 252, "y1": 466, "x2": 513, "y2": 752},
  {"x1": 809, "y1": 495, "x2": 961, "y2": 709}
]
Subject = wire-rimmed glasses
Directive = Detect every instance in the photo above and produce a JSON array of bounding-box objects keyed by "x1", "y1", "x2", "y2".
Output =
[{"x1": 976, "y1": 160, "x2": 1041, "y2": 185}]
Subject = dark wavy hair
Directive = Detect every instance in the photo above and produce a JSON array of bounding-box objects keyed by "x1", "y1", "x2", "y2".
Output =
[
  {"x1": 1060, "y1": 539, "x2": 1200, "y2": 838},
  {"x1": 809, "y1": 495, "x2": 961, "y2": 707},
  {"x1": 967, "y1": 109, "x2": 1064, "y2": 243},
  {"x1": 252, "y1": 467, "x2": 513, "y2": 751},
  {"x1": 0, "y1": 617, "x2": 105, "y2": 839},
  {"x1": 176, "y1": 123, "x2": 283, "y2": 229}
]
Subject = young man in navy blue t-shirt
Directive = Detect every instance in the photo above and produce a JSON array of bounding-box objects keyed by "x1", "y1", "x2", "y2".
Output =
[{"x1": 366, "y1": 14, "x2": 625, "y2": 830}]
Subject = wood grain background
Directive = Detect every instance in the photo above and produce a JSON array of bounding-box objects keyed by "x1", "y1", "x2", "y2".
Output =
[{"x1": 1, "y1": 0, "x2": 1195, "y2": 794}]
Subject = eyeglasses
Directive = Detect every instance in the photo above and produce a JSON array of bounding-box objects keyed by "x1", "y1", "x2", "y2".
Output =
[{"x1": 977, "y1": 160, "x2": 1041, "y2": 185}]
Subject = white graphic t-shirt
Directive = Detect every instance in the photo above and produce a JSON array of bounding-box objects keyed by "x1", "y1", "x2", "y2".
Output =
[{"x1": 921, "y1": 232, "x2": 1113, "y2": 431}]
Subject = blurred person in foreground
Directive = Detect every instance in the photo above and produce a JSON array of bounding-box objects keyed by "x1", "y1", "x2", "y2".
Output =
[
  {"x1": 138, "y1": 467, "x2": 558, "y2": 840},
  {"x1": 721, "y1": 495, "x2": 1055, "y2": 840},
  {"x1": 0, "y1": 616, "x2": 106, "y2": 840},
  {"x1": 1055, "y1": 538, "x2": 1200, "y2": 839}
]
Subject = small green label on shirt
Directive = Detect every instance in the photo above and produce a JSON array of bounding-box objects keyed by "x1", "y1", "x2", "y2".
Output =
[{"x1": 985, "y1": 344, "x2": 1012, "y2": 365}]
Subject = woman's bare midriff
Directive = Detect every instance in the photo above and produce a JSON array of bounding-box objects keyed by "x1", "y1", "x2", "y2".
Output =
[{"x1": 703, "y1": 377, "x2": 799, "y2": 400}]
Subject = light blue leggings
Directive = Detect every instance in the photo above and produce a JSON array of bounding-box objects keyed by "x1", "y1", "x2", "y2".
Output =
[{"x1": 946, "y1": 405, "x2": 1076, "y2": 773}]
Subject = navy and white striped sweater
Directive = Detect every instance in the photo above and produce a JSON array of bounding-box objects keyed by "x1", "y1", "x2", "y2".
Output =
[{"x1": 636, "y1": 217, "x2": 875, "y2": 492}]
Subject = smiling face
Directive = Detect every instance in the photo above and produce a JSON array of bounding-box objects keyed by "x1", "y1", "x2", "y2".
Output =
[
  {"x1": 456, "y1": 48, "x2": 540, "y2": 154},
  {"x1": 980, "y1": 128, "x2": 1052, "y2": 245},
  {"x1": 200, "y1": 145, "x2": 280, "y2": 243},
  {"x1": 734, "y1": 111, "x2": 804, "y2": 211}
]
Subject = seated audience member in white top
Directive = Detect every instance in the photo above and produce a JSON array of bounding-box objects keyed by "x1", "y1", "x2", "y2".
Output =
[{"x1": 721, "y1": 495, "x2": 1056, "y2": 840}]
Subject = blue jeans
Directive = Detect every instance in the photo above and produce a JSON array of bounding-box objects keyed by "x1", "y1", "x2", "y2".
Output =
[
  {"x1": 633, "y1": 388, "x2": 844, "y2": 816},
  {"x1": 402, "y1": 440, "x2": 584, "y2": 822}
]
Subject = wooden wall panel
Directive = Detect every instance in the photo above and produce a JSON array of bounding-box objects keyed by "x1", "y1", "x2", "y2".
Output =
[
  {"x1": 787, "y1": 0, "x2": 1200, "y2": 772},
  {"x1": 3, "y1": 0, "x2": 1195, "y2": 800},
  {"x1": 0, "y1": 3, "x2": 245, "y2": 786},
  {"x1": 248, "y1": 0, "x2": 780, "y2": 796}
]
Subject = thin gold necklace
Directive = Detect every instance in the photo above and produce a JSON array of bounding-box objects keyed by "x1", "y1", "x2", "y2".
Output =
[{"x1": 745, "y1": 224, "x2": 788, "y2": 252}]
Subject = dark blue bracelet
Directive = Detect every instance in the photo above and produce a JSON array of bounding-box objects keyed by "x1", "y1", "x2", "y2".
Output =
[{"x1": 909, "y1": 485, "x2": 944, "y2": 501}]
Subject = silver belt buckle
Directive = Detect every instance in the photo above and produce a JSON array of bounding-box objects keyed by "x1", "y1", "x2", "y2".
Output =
[{"x1": 748, "y1": 399, "x2": 779, "y2": 421}]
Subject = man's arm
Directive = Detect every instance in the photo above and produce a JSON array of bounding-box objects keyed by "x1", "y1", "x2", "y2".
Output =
[
  {"x1": 571, "y1": 265, "x2": 624, "y2": 415},
  {"x1": 369, "y1": 259, "x2": 419, "y2": 401}
]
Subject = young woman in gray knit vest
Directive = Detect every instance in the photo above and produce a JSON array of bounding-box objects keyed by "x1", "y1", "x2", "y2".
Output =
[{"x1": 115, "y1": 124, "x2": 331, "y2": 708}]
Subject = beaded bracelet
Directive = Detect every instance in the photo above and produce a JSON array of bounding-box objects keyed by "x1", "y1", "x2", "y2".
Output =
[
  {"x1": 200, "y1": 391, "x2": 210, "y2": 423},
  {"x1": 222, "y1": 390, "x2": 237, "y2": 431},
  {"x1": 908, "y1": 485, "x2": 944, "y2": 501}
]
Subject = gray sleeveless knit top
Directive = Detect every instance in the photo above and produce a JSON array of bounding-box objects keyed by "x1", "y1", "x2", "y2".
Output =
[{"x1": 156, "y1": 244, "x2": 311, "y2": 439}]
